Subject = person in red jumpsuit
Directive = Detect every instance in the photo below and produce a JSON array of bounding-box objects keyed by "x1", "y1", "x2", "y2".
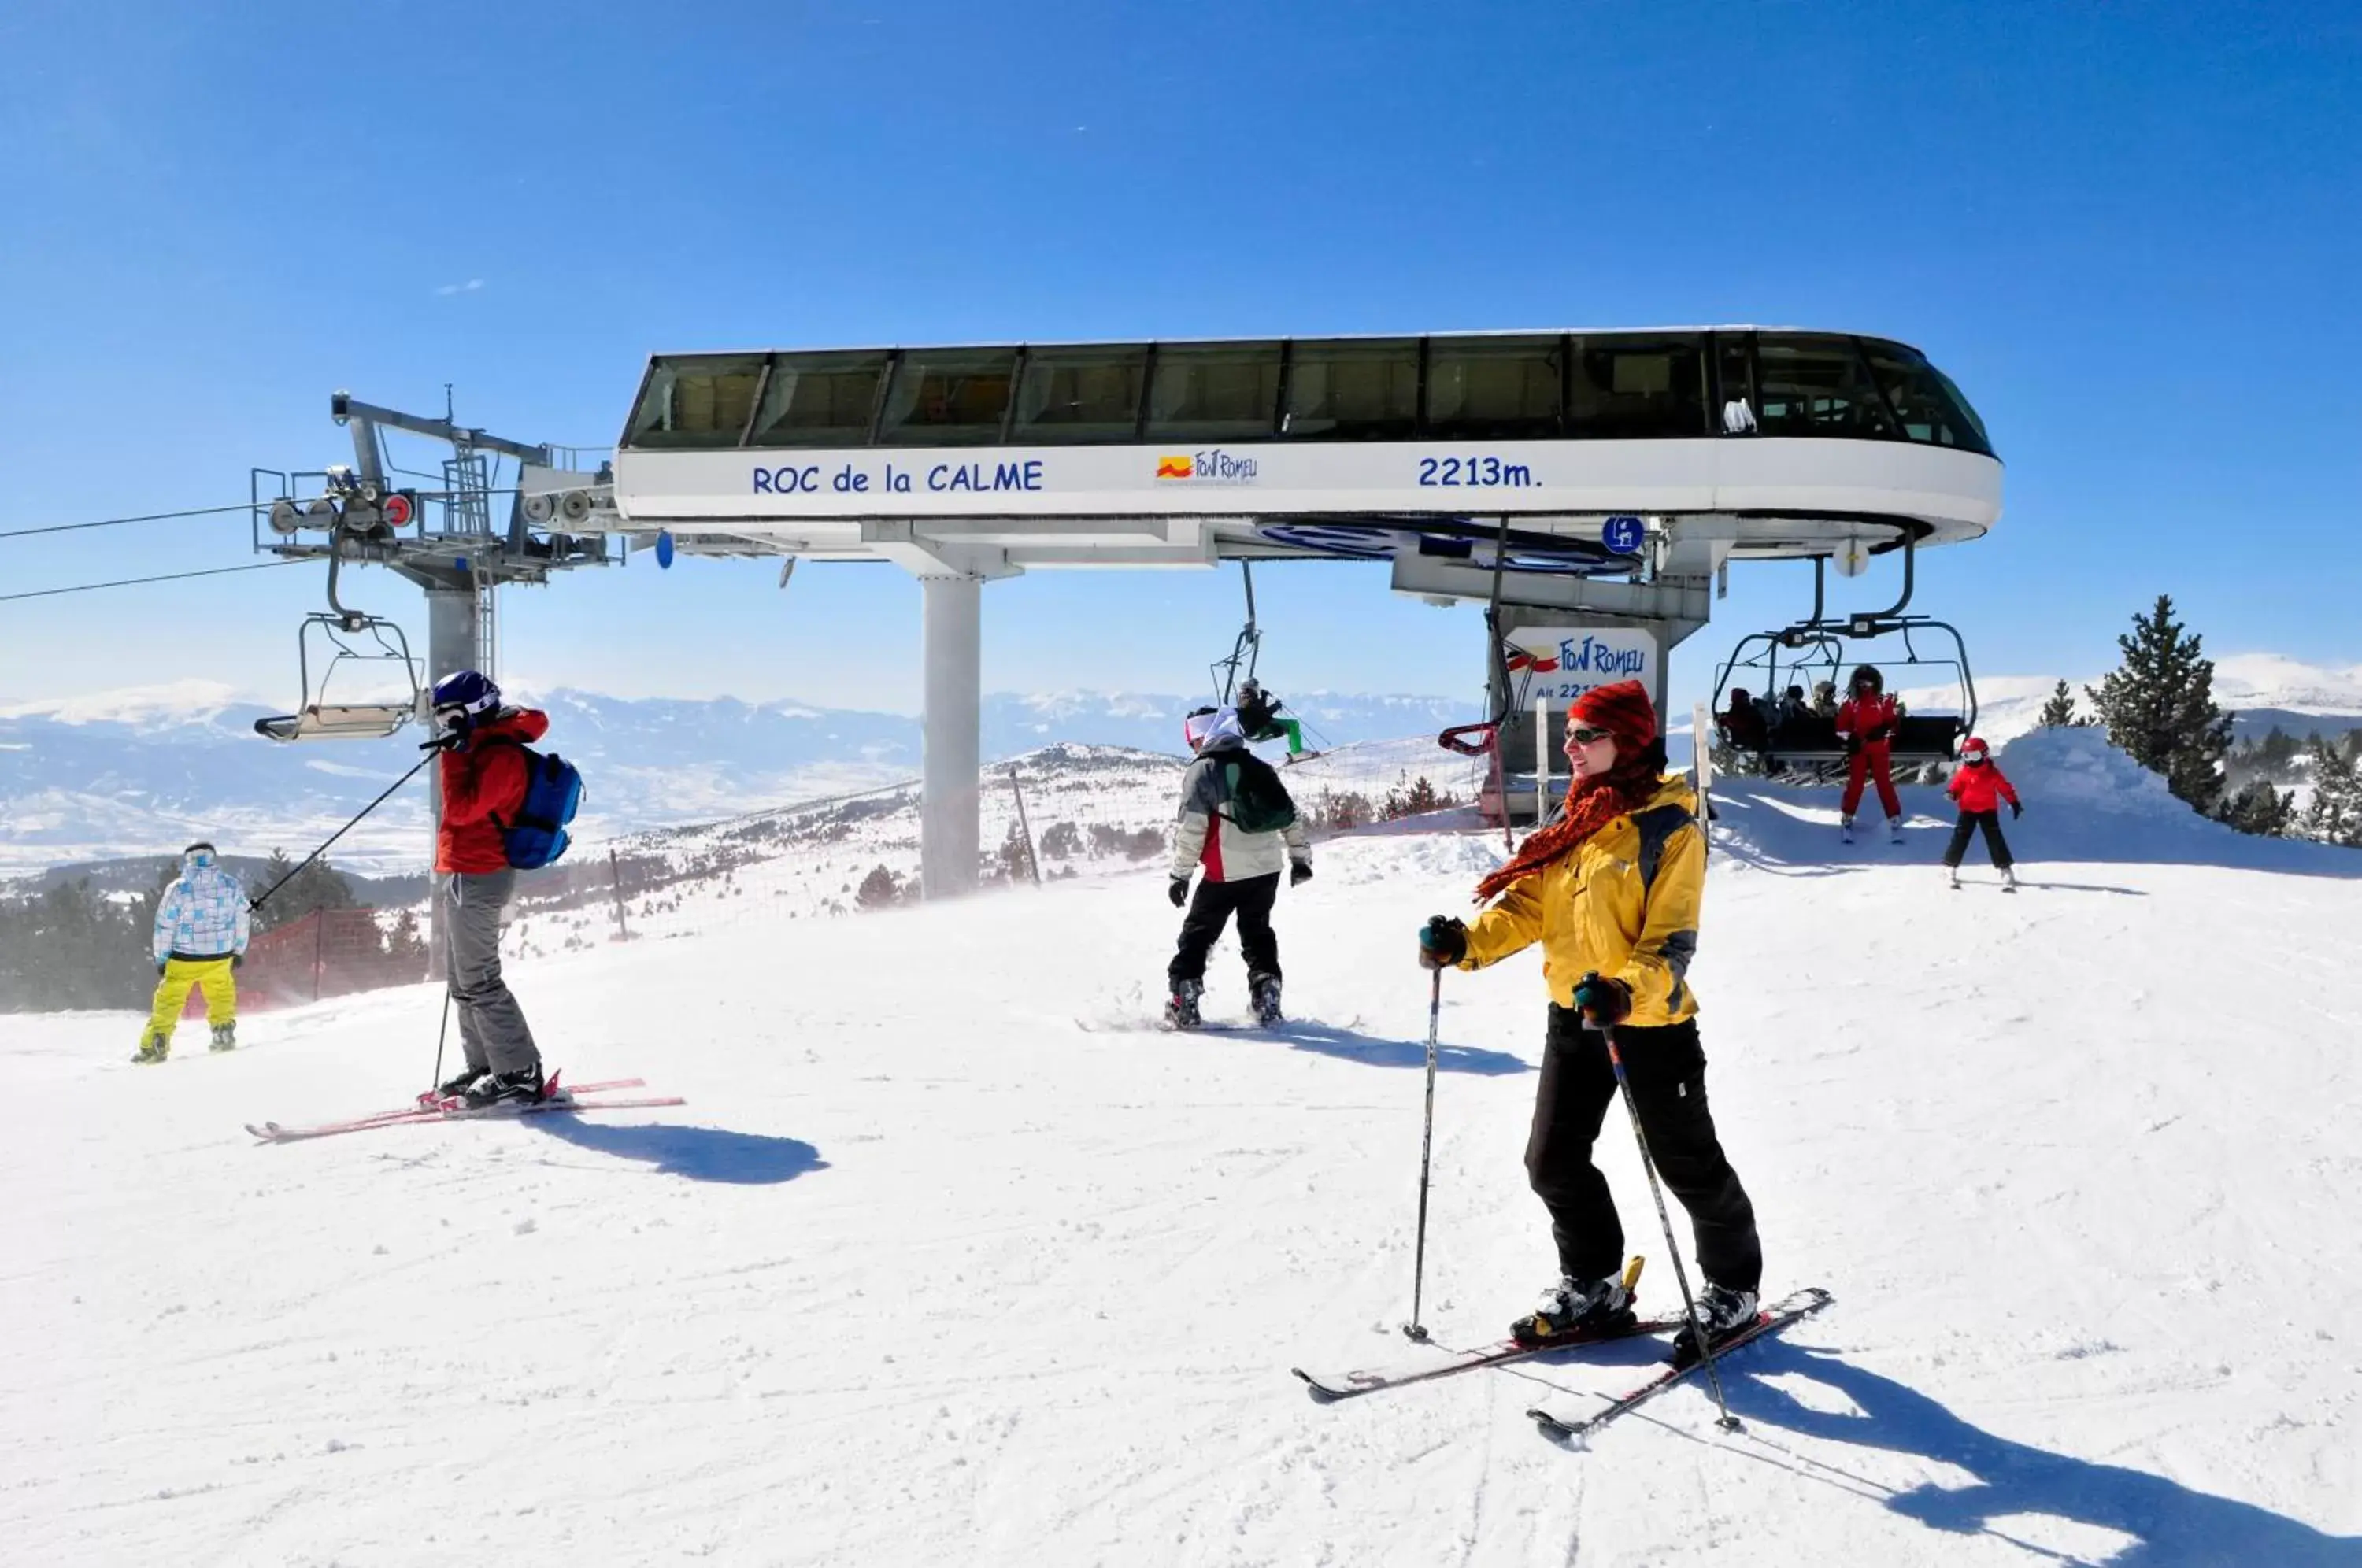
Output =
[{"x1": 1835, "y1": 665, "x2": 1904, "y2": 840}]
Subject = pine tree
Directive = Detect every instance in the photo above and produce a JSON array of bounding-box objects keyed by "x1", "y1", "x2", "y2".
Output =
[
  {"x1": 2300, "y1": 738, "x2": 2362, "y2": 848},
  {"x1": 2085, "y1": 595, "x2": 2234, "y2": 815},
  {"x1": 386, "y1": 908, "x2": 429, "y2": 962},
  {"x1": 2219, "y1": 779, "x2": 2295, "y2": 838},
  {"x1": 253, "y1": 851, "x2": 356, "y2": 934},
  {"x1": 2035, "y1": 679, "x2": 2087, "y2": 728}
]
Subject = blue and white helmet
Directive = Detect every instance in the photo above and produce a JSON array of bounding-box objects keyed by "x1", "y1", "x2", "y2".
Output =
[
  {"x1": 430, "y1": 670, "x2": 502, "y2": 737},
  {"x1": 182, "y1": 841, "x2": 217, "y2": 870}
]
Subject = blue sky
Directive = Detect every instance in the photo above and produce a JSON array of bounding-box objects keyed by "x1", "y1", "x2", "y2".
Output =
[{"x1": 2, "y1": 1, "x2": 2355, "y2": 719}]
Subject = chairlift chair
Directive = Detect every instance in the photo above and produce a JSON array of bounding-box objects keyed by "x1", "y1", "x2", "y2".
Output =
[
  {"x1": 254, "y1": 549, "x2": 424, "y2": 742},
  {"x1": 1711, "y1": 617, "x2": 1978, "y2": 777}
]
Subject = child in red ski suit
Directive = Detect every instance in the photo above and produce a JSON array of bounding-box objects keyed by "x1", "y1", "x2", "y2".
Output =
[{"x1": 1942, "y1": 736, "x2": 2022, "y2": 887}]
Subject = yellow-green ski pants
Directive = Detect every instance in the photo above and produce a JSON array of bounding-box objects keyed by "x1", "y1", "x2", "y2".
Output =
[{"x1": 145, "y1": 956, "x2": 237, "y2": 1041}]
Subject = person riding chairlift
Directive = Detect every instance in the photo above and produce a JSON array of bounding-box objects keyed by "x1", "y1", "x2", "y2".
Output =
[
  {"x1": 1234, "y1": 679, "x2": 1309, "y2": 760},
  {"x1": 1717, "y1": 687, "x2": 1769, "y2": 753}
]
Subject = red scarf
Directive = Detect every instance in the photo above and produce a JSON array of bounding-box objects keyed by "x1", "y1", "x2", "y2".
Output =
[{"x1": 1473, "y1": 757, "x2": 1663, "y2": 904}]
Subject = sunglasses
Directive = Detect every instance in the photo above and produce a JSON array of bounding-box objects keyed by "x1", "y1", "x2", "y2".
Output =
[{"x1": 1565, "y1": 726, "x2": 1616, "y2": 746}]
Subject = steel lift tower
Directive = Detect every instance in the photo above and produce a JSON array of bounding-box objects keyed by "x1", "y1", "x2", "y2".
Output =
[{"x1": 254, "y1": 390, "x2": 621, "y2": 960}]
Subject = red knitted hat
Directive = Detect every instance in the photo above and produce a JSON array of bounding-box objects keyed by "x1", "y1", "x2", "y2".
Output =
[{"x1": 1569, "y1": 679, "x2": 1657, "y2": 750}]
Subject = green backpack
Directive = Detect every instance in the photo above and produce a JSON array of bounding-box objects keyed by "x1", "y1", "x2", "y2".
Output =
[{"x1": 1221, "y1": 752, "x2": 1299, "y2": 834}]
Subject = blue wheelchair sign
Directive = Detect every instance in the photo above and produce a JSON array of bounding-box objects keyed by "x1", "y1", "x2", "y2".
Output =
[{"x1": 1601, "y1": 515, "x2": 1646, "y2": 555}]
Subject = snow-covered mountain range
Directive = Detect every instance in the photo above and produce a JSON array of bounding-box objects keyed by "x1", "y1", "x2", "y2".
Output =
[
  {"x1": 0, "y1": 682, "x2": 1476, "y2": 878},
  {"x1": 6, "y1": 655, "x2": 2356, "y2": 881}
]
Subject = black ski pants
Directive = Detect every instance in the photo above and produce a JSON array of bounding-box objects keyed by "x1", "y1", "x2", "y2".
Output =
[
  {"x1": 1168, "y1": 871, "x2": 1280, "y2": 988},
  {"x1": 1525, "y1": 1006, "x2": 1762, "y2": 1293},
  {"x1": 1943, "y1": 810, "x2": 2014, "y2": 870}
]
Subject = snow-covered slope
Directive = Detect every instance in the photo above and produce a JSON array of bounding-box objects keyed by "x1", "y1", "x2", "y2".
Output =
[{"x1": 6, "y1": 733, "x2": 2359, "y2": 1564}]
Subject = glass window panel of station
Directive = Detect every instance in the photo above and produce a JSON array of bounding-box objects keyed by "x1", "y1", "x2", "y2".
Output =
[
  {"x1": 1144, "y1": 341, "x2": 1283, "y2": 443},
  {"x1": 1566, "y1": 335, "x2": 1709, "y2": 438},
  {"x1": 624, "y1": 355, "x2": 766, "y2": 449},
  {"x1": 1754, "y1": 334, "x2": 1898, "y2": 440},
  {"x1": 1714, "y1": 335, "x2": 1759, "y2": 434},
  {"x1": 1283, "y1": 338, "x2": 1420, "y2": 440},
  {"x1": 746, "y1": 351, "x2": 890, "y2": 448},
  {"x1": 875, "y1": 348, "x2": 1020, "y2": 446},
  {"x1": 1425, "y1": 335, "x2": 1564, "y2": 439},
  {"x1": 1010, "y1": 345, "x2": 1149, "y2": 444},
  {"x1": 1858, "y1": 339, "x2": 1994, "y2": 455}
]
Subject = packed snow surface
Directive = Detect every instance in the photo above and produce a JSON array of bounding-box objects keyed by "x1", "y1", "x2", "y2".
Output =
[{"x1": 7, "y1": 737, "x2": 2360, "y2": 1565}]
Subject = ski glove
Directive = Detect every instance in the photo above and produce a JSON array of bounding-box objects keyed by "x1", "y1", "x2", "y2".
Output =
[
  {"x1": 1168, "y1": 877, "x2": 1190, "y2": 908},
  {"x1": 420, "y1": 729, "x2": 465, "y2": 753},
  {"x1": 156, "y1": 960, "x2": 168, "y2": 976},
  {"x1": 1572, "y1": 971, "x2": 1634, "y2": 1027},
  {"x1": 2010, "y1": 800, "x2": 2023, "y2": 819},
  {"x1": 1417, "y1": 915, "x2": 1468, "y2": 970},
  {"x1": 1290, "y1": 861, "x2": 1313, "y2": 887},
  {"x1": 1842, "y1": 734, "x2": 1862, "y2": 756},
  {"x1": 231, "y1": 954, "x2": 244, "y2": 969}
]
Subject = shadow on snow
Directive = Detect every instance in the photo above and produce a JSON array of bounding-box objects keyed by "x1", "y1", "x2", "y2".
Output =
[
  {"x1": 1246, "y1": 1019, "x2": 1531, "y2": 1077},
  {"x1": 1697, "y1": 1343, "x2": 2360, "y2": 1566},
  {"x1": 528, "y1": 1116, "x2": 828, "y2": 1185}
]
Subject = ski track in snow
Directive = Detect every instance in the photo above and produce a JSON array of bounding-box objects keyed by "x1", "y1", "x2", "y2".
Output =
[{"x1": 6, "y1": 734, "x2": 2362, "y2": 1566}]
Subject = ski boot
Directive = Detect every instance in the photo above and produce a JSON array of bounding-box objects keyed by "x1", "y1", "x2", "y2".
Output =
[
  {"x1": 420, "y1": 1064, "x2": 490, "y2": 1109},
  {"x1": 131, "y1": 1030, "x2": 171, "y2": 1065},
  {"x1": 209, "y1": 1021, "x2": 237, "y2": 1053},
  {"x1": 1838, "y1": 814, "x2": 1856, "y2": 844},
  {"x1": 1162, "y1": 978, "x2": 1203, "y2": 1030},
  {"x1": 2001, "y1": 865, "x2": 2020, "y2": 893},
  {"x1": 459, "y1": 1063, "x2": 547, "y2": 1110},
  {"x1": 1249, "y1": 972, "x2": 1283, "y2": 1027},
  {"x1": 1672, "y1": 1282, "x2": 1760, "y2": 1366},
  {"x1": 1888, "y1": 815, "x2": 1906, "y2": 845},
  {"x1": 1512, "y1": 1270, "x2": 1636, "y2": 1348},
  {"x1": 1946, "y1": 867, "x2": 1961, "y2": 890}
]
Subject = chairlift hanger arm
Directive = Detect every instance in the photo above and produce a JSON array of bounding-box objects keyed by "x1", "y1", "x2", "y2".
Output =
[{"x1": 332, "y1": 395, "x2": 553, "y2": 468}]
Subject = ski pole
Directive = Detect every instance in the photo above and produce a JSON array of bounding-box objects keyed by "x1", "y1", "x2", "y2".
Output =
[
  {"x1": 249, "y1": 754, "x2": 432, "y2": 913},
  {"x1": 1601, "y1": 1020, "x2": 1742, "y2": 1432},
  {"x1": 428, "y1": 983, "x2": 453, "y2": 1093},
  {"x1": 1404, "y1": 965, "x2": 1443, "y2": 1341}
]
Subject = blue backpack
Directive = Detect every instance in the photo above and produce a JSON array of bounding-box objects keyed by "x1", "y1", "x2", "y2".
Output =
[{"x1": 485, "y1": 741, "x2": 583, "y2": 870}]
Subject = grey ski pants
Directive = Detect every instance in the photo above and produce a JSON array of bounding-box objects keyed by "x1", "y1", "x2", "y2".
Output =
[{"x1": 444, "y1": 870, "x2": 538, "y2": 1075}]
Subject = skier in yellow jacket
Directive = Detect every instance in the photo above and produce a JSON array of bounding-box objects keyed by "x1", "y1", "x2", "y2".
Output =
[{"x1": 1417, "y1": 680, "x2": 1764, "y2": 1352}]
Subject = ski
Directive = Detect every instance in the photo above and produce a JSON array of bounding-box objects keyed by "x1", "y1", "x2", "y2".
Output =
[
  {"x1": 1295, "y1": 1311, "x2": 1686, "y2": 1401},
  {"x1": 244, "y1": 1078, "x2": 658, "y2": 1143},
  {"x1": 1077, "y1": 1015, "x2": 1364, "y2": 1037},
  {"x1": 1526, "y1": 1286, "x2": 1834, "y2": 1443}
]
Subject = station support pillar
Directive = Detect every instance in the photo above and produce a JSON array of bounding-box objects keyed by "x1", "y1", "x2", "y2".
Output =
[{"x1": 920, "y1": 573, "x2": 983, "y2": 900}]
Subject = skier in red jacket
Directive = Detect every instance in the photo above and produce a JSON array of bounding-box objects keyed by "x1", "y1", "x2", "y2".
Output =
[
  {"x1": 1942, "y1": 735, "x2": 2022, "y2": 889},
  {"x1": 1835, "y1": 665, "x2": 1904, "y2": 841},
  {"x1": 426, "y1": 670, "x2": 549, "y2": 1105}
]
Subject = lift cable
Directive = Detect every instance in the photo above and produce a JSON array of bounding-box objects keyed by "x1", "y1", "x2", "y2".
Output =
[
  {"x1": 0, "y1": 557, "x2": 310, "y2": 605},
  {"x1": 0, "y1": 501, "x2": 261, "y2": 542}
]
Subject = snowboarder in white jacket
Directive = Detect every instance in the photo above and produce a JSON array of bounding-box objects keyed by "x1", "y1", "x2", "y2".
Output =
[
  {"x1": 137, "y1": 841, "x2": 250, "y2": 1062},
  {"x1": 1166, "y1": 707, "x2": 1312, "y2": 1028}
]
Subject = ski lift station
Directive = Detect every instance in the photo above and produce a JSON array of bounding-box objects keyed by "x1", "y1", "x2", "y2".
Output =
[{"x1": 257, "y1": 329, "x2": 2002, "y2": 899}]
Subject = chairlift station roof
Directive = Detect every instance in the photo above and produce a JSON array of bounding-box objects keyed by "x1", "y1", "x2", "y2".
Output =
[{"x1": 612, "y1": 327, "x2": 2002, "y2": 575}]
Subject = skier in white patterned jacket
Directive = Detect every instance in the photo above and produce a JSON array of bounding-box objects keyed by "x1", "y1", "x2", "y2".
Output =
[
  {"x1": 1164, "y1": 706, "x2": 1312, "y2": 1029},
  {"x1": 136, "y1": 841, "x2": 251, "y2": 1062}
]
